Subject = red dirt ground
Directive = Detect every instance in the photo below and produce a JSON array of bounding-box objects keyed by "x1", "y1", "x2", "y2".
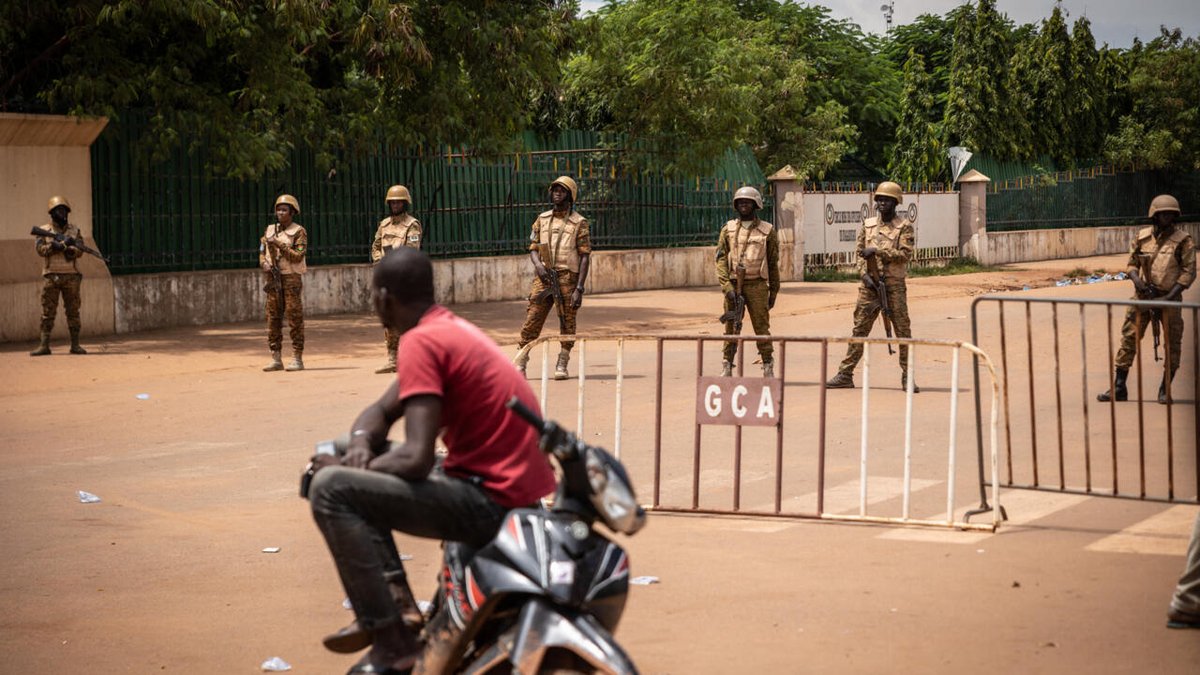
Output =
[{"x1": 2, "y1": 253, "x2": 1198, "y2": 673}]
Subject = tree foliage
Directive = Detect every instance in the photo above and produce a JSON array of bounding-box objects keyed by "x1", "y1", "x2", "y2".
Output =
[
  {"x1": 1, "y1": 0, "x2": 575, "y2": 178},
  {"x1": 888, "y1": 51, "x2": 943, "y2": 184},
  {"x1": 560, "y1": 0, "x2": 854, "y2": 177},
  {"x1": 1107, "y1": 29, "x2": 1200, "y2": 169}
]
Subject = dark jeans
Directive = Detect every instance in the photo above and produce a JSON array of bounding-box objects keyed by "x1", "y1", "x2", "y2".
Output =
[{"x1": 309, "y1": 465, "x2": 508, "y2": 630}]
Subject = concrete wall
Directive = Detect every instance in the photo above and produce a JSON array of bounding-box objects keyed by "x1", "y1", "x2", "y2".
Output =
[
  {"x1": 1, "y1": 114, "x2": 113, "y2": 341},
  {"x1": 965, "y1": 222, "x2": 1199, "y2": 266},
  {"x1": 109, "y1": 246, "x2": 724, "y2": 335}
]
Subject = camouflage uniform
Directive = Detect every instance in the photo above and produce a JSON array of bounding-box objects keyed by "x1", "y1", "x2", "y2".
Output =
[
  {"x1": 1114, "y1": 225, "x2": 1196, "y2": 370},
  {"x1": 31, "y1": 196, "x2": 89, "y2": 356},
  {"x1": 260, "y1": 222, "x2": 308, "y2": 353},
  {"x1": 371, "y1": 212, "x2": 423, "y2": 362},
  {"x1": 518, "y1": 209, "x2": 591, "y2": 352},
  {"x1": 716, "y1": 217, "x2": 780, "y2": 365},
  {"x1": 835, "y1": 213, "x2": 916, "y2": 377}
]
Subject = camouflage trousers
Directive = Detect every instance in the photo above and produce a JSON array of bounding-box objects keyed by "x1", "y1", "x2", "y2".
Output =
[
  {"x1": 837, "y1": 281, "x2": 913, "y2": 375},
  {"x1": 1115, "y1": 304, "x2": 1184, "y2": 370},
  {"x1": 383, "y1": 326, "x2": 400, "y2": 357},
  {"x1": 39, "y1": 273, "x2": 83, "y2": 333},
  {"x1": 265, "y1": 273, "x2": 304, "y2": 352},
  {"x1": 519, "y1": 271, "x2": 580, "y2": 352},
  {"x1": 722, "y1": 278, "x2": 773, "y2": 363}
]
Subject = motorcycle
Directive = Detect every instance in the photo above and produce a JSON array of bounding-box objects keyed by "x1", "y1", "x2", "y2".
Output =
[{"x1": 309, "y1": 397, "x2": 647, "y2": 674}]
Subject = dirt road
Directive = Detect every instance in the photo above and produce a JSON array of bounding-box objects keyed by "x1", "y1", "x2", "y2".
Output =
[{"x1": 2, "y1": 254, "x2": 1197, "y2": 673}]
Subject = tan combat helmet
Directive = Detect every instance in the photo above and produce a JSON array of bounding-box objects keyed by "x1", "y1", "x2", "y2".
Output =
[
  {"x1": 47, "y1": 195, "x2": 72, "y2": 213},
  {"x1": 275, "y1": 194, "x2": 301, "y2": 215},
  {"x1": 550, "y1": 175, "x2": 578, "y2": 202},
  {"x1": 874, "y1": 181, "x2": 904, "y2": 204},
  {"x1": 385, "y1": 185, "x2": 411, "y2": 203},
  {"x1": 1148, "y1": 194, "x2": 1181, "y2": 218},
  {"x1": 732, "y1": 186, "x2": 763, "y2": 209}
]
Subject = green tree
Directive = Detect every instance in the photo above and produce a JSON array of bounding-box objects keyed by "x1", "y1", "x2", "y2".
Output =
[
  {"x1": 888, "y1": 50, "x2": 943, "y2": 183},
  {"x1": 1107, "y1": 29, "x2": 1200, "y2": 169},
  {"x1": 1068, "y1": 16, "x2": 1103, "y2": 161},
  {"x1": 1, "y1": 0, "x2": 574, "y2": 178},
  {"x1": 883, "y1": 12, "x2": 960, "y2": 126},
  {"x1": 561, "y1": 0, "x2": 852, "y2": 177},
  {"x1": 944, "y1": 0, "x2": 1021, "y2": 158},
  {"x1": 1026, "y1": 7, "x2": 1075, "y2": 164}
]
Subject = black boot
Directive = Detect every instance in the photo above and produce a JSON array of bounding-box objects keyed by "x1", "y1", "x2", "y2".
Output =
[{"x1": 1097, "y1": 367, "x2": 1128, "y2": 402}]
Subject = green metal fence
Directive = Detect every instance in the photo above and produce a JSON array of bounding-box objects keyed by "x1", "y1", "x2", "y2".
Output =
[
  {"x1": 91, "y1": 120, "x2": 770, "y2": 274},
  {"x1": 959, "y1": 154, "x2": 1200, "y2": 232}
]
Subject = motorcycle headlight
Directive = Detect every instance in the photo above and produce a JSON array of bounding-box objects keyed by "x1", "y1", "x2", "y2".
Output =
[{"x1": 585, "y1": 447, "x2": 646, "y2": 535}]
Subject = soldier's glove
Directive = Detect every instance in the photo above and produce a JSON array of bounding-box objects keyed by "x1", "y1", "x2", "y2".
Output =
[
  {"x1": 571, "y1": 288, "x2": 583, "y2": 309},
  {"x1": 725, "y1": 289, "x2": 737, "y2": 303},
  {"x1": 861, "y1": 274, "x2": 876, "y2": 289},
  {"x1": 1165, "y1": 283, "x2": 1185, "y2": 301},
  {"x1": 50, "y1": 239, "x2": 66, "y2": 251},
  {"x1": 862, "y1": 246, "x2": 878, "y2": 259},
  {"x1": 769, "y1": 292, "x2": 778, "y2": 310}
]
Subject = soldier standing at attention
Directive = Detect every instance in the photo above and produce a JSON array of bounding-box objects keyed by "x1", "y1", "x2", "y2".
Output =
[
  {"x1": 825, "y1": 181, "x2": 919, "y2": 392},
  {"x1": 716, "y1": 186, "x2": 780, "y2": 378},
  {"x1": 30, "y1": 196, "x2": 89, "y2": 356},
  {"x1": 370, "y1": 185, "x2": 423, "y2": 374},
  {"x1": 1097, "y1": 194, "x2": 1194, "y2": 404},
  {"x1": 260, "y1": 194, "x2": 308, "y2": 372},
  {"x1": 514, "y1": 176, "x2": 591, "y2": 380}
]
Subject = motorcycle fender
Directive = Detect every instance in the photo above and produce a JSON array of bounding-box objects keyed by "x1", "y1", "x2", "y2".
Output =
[{"x1": 507, "y1": 597, "x2": 638, "y2": 675}]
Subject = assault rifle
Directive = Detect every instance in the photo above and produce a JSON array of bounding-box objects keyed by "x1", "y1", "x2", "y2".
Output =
[
  {"x1": 30, "y1": 226, "x2": 109, "y2": 263},
  {"x1": 717, "y1": 264, "x2": 747, "y2": 334},
  {"x1": 864, "y1": 250, "x2": 895, "y2": 355},
  {"x1": 264, "y1": 225, "x2": 287, "y2": 317},
  {"x1": 1137, "y1": 282, "x2": 1164, "y2": 362},
  {"x1": 535, "y1": 243, "x2": 568, "y2": 334}
]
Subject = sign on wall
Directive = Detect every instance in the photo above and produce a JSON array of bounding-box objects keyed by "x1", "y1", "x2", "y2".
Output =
[
  {"x1": 695, "y1": 377, "x2": 782, "y2": 427},
  {"x1": 799, "y1": 191, "x2": 959, "y2": 258}
]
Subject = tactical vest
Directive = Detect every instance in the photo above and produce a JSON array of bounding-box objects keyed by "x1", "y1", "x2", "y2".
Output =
[
  {"x1": 372, "y1": 214, "x2": 422, "y2": 262},
  {"x1": 537, "y1": 210, "x2": 586, "y2": 273},
  {"x1": 262, "y1": 223, "x2": 307, "y2": 274},
  {"x1": 862, "y1": 216, "x2": 911, "y2": 280},
  {"x1": 37, "y1": 221, "x2": 83, "y2": 275},
  {"x1": 722, "y1": 218, "x2": 774, "y2": 280},
  {"x1": 1133, "y1": 226, "x2": 1192, "y2": 289}
]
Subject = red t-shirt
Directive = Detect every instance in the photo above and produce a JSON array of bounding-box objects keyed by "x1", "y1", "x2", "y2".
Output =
[{"x1": 395, "y1": 305, "x2": 556, "y2": 508}]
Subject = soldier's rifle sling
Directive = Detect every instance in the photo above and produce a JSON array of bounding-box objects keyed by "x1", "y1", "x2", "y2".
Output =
[
  {"x1": 30, "y1": 226, "x2": 110, "y2": 263},
  {"x1": 866, "y1": 254, "x2": 895, "y2": 355}
]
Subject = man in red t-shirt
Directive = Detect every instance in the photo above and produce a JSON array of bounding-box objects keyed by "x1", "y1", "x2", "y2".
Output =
[{"x1": 308, "y1": 247, "x2": 556, "y2": 673}]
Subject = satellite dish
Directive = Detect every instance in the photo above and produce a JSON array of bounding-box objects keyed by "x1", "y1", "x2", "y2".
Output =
[{"x1": 947, "y1": 146, "x2": 973, "y2": 183}]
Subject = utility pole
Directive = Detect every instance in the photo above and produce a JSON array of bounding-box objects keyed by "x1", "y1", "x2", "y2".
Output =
[{"x1": 880, "y1": 1, "x2": 894, "y2": 33}]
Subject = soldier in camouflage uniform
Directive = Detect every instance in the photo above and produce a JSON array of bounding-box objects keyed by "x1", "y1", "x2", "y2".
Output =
[
  {"x1": 371, "y1": 185, "x2": 423, "y2": 374},
  {"x1": 30, "y1": 196, "x2": 89, "y2": 356},
  {"x1": 1097, "y1": 194, "x2": 1195, "y2": 404},
  {"x1": 716, "y1": 186, "x2": 781, "y2": 377},
  {"x1": 514, "y1": 176, "x2": 591, "y2": 380},
  {"x1": 826, "y1": 181, "x2": 919, "y2": 392},
  {"x1": 260, "y1": 194, "x2": 309, "y2": 372}
]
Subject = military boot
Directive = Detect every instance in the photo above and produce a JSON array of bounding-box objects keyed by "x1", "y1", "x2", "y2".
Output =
[
  {"x1": 825, "y1": 371, "x2": 854, "y2": 388},
  {"x1": 762, "y1": 359, "x2": 775, "y2": 378},
  {"x1": 286, "y1": 350, "x2": 305, "y2": 371},
  {"x1": 554, "y1": 350, "x2": 570, "y2": 380},
  {"x1": 263, "y1": 350, "x2": 284, "y2": 372},
  {"x1": 1097, "y1": 367, "x2": 1128, "y2": 402},
  {"x1": 514, "y1": 350, "x2": 530, "y2": 376},
  {"x1": 69, "y1": 328, "x2": 87, "y2": 355},
  {"x1": 901, "y1": 373, "x2": 920, "y2": 393},
  {"x1": 375, "y1": 352, "x2": 397, "y2": 374},
  {"x1": 721, "y1": 360, "x2": 734, "y2": 377},
  {"x1": 29, "y1": 332, "x2": 51, "y2": 357},
  {"x1": 1159, "y1": 367, "x2": 1178, "y2": 405}
]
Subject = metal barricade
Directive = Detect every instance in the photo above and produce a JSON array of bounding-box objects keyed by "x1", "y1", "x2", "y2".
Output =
[
  {"x1": 516, "y1": 334, "x2": 1003, "y2": 532},
  {"x1": 969, "y1": 295, "x2": 1200, "y2": 507}
]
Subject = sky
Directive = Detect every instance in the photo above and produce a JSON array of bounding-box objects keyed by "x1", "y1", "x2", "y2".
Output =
[{"x1": 577, "y1": 0, "x2": 1200, "y2": 48}]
